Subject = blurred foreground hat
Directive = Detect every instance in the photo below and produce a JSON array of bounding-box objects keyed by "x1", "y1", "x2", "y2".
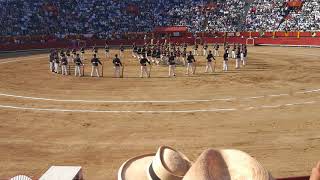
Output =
[
  {"x1": 182, "y1": 149, "x2": 273, "y2": 180},
  {"x1": 118, "y1": 146, "x2": 192, "y2": 180}
]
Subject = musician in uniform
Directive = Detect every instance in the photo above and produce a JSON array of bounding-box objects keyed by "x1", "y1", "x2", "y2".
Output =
[
  {"x1": 113, "y1": 54, "x2": 123, "y2": 78},
  {"x1": 140, "y1": 54, "x2": 151, "y2": 78},
  {"x1": 91, "y1": 54, "x2": 102, "y2": 77},
  {"x1": 168, "y1": 52, "x2": 176, "y2": 77},
  {"x1": 60, "y1": 54, "x2": 68, "y2": 75},
  {"x1": 74, "y1": 54, "x2": 83, "y2": 77},
  {"x1": 205, "y1": 50, "x2": 215, "y2": 73},
  {"x1": 104, "y1": 44, "x2": 110, "y2": 58},
  {"x1": 186, "y1": 51, "x2": 196, "y2": 75}
]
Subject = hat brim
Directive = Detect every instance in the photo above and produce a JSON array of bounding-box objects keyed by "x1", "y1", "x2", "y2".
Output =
[{"x1": 118, "y1": 153, "x2": 155, "y2": 180}]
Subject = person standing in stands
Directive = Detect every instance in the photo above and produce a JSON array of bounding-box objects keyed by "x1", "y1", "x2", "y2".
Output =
[
  {"x1": 91, "y1": 54, "x2": 102, "y2": 77},
  {"x1": 113, "y1": 54, "x2": 123, "y2": 78},
  {"x1": 74, "y1": 54, "x2": 83, "y2": 77}
]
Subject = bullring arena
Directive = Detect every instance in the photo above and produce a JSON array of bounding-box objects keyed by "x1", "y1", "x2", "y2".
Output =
[{"x1": 0, "y1": 45, "x2": 319, "y2": 179}]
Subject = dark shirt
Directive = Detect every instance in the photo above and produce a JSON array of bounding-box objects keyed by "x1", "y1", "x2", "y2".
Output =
[
  {"x1": 207, "y1": 53, "x2": 215, "y2": 62},
  {"x1": 61, "y1": 57, "x2": 68, "y2": 65},
  {"x1": 224, "y1": 53, "x2": 228, "y2": 61},
  {"x1": 140, "y1": 58, "x2": 150, "y2": 66},
  {"x1": 168, "y1": 56, "x2": 176, "y2": 65},
  {"x1": 113, "y1": 57, "x2": 122, "y2": 66},
  {"x1": 91, "y1": 58, "x2": 102, "y2": 66},
  {"x1": 74, "y1": 57, "x2": 83, "y2": 66},
  {"x1": 187, "y1": 55, "x2": 195, "y2": 63}
]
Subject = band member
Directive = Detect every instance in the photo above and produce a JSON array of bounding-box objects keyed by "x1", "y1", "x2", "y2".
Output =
[
  {"x1": 105, "y1": 44, "x2": 110, "y2": 58},
  {"x1": 231, "y1": 43, "x2": 236, "y2": 59},
  {"x1": 151, "y1": 48, "x2": 157, "y2": 64},
  {"x1": 74, "y1": 54, "x2": 83, "y2": 77},
  {"x1": 132, "y1": 43, "x2": 137, "y2": 58},
  {"x1": 119, "y1": 44, "x2": 124, "y2": 57},
  {"x1": 182, "y1": 48, "x2": 187, "y2": 66},
  {"x1": 193, "y1": 44, "x2": 199, "y2": 56},
  {"x1": 112, "y1": 54, "x2": 123, "y2": 78},
  {"x1": 60, "y1": 54, "x2": 68, "y2": 75},
  {"x1": 80, "y1": 47, "x2": 85, "y2": 60},
  {"x1": 91, "y1": 54, "x2": 102, "y2": 77},
  {"x1": 92, "y1": 45, "x2": 98, "y2": 56},
  {"x1": 66, "y1": 49, "x2": 72, "y2": 63},
  {"x1": 72, "y1": 48, "x2": 77, "y2": 58},
  {"x1": 223, "y1": 51, "x2": 229, "y2": 72},
  {"x1": 203, "y1": 43, "x2": 208, "y2": 56},
  {"x1": 242, "y1": 45, "x2": 247, "y2": 66},
  {"x1": 236, "y1": 47, "x2": 241, "y2": 69},
  {"x1": 54, "y1": 55, "x2": 60, "y2": 73},
  {"x1": 168, "y1": 52, "x2": 176, "y2": 77},
  {"x1": 155, "y1": 48, "x2": 161, "y2": 65},
  {"x1": 214, "y1": 43, "x2": 220, "y2": 57},
  {"x1": 186, "y1": 51, "x2": 196, "y2": 75},
  {"x1": 140, "y1": 54, "x2": 151, "y2": 78},
  {"x1": 49, "y1": 50, "x2": 55, "y2": 72},
  {"x1": 137, "y1": 47, "x2": 142, "y2": 59},
  {"x1": 205, "y1": 50, "x2": 215, "y2": 73}
]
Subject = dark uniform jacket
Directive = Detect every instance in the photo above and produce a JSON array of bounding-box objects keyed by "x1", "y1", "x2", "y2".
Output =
[
  {"x1": 187, "y1": 55, "x2": 195, "y2": 63},
  {"x1": 91, "y1": 58, "x2": 102, "y2": 66},
  {"x1": 140, "y1": 58, "x2": 150, "y2": 66},
  {"x1": 113, "y1": 57, "x2": 122, "y2": 66}
]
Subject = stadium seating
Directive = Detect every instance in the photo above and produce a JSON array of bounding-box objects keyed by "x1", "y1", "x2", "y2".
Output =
[{"x1": 0, "y1": 0, "x2": 316, "y2": 38}]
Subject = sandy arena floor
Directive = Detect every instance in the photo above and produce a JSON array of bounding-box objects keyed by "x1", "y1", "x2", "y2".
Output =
[{"x1": 0, "y1": 46, "x2": 319, "y2": 179}]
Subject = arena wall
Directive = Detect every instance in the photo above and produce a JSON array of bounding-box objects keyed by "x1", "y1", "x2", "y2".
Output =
[{"x1": 1, "y1": 32, "x2": 320, "y2": 51}]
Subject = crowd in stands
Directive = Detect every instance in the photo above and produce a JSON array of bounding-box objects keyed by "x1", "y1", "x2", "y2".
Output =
[{"x1": 0, "y1": 0, "x2": 318, "y2": 38}]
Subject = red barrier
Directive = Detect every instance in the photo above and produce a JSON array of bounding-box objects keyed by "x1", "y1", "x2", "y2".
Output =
[
  {"x1": 1, "y1": 36, "x2": 320, "y2": 51},
  {"x1": 255, "y1": 37, "x2": 320, "y2": 46}
]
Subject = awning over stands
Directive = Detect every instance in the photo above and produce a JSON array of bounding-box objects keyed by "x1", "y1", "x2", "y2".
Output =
[{"x1": 153, "y1": 26, "x2": 188, "y2": 33}]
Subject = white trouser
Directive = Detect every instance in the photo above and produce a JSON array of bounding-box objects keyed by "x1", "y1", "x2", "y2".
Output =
[
  {"x1": 223, "y1": 60, "x2": 228, "y2": 71},
  {"x1": 232, "y1": 51, "x2": 236, "y2": 59},
  {"x1": 114, "y1": 66, "x2": 121, "y2": 77},
  {"x1": 236, "y1": 58, "x2": 241, "y2": 69},
  {"x1": 61, "y1": 65, "x2": 68, "y2": 75},
  {"x1": 67, "y1": 56, "x2": 72, "y2": 63},
  {"x1": 91, "y1": 66, "x2": 100, "y2": 77},
  {"x1": 242, "y1": 56, "x2": 247, "y2": 66},
  {"x1": 182, "y1": 57, "x2": 186, "y2": 66},
  {"x1": 49, "y1": 62, "x2": 54, "y2": 72},
  {"x1": 205, "y1": 62, "x2": 213, "y2": 73},
  {"x1": 81, "y1": 53, "x2": 85, "y2": 60},
  {"x1": 105, "y1": 52, "x2": 109, "y2": 58},
  {"x1": 169, "y1": 65, "x2": 176, "y2": 77},
  {"x1": 54, "y1": 63, "x2": 60, "y2": 73},
  {"x1": 203, "y1": 49, "x2": 208, "y2": 56},
  {"x1": 75, "y1": 65, "x2": 82, "y2": 76},
  {"x1": 186, "y1": 63, "x2": 194, "y2": 75},
  {"x1": 193, "y1": 50, "x2": 198, "y2": 56},
  {"x1": 140, "y1": 66, "x2": 148, "y2": 77},
  {"x1": 120, "y1": 51, "x2": 123, "y2": 57},
  {"x1": 214, "y1": 50, "x2": 219, "y2": 57}
]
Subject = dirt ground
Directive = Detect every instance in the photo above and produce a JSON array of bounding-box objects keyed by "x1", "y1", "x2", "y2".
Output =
[{"x1": 0, "y1": 46, "x2": 319, "y2": 179}]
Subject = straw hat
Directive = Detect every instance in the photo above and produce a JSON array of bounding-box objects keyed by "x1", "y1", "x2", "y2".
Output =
[
  {"x1": 118, "y1": 146, "x2": 192, "y2": 180},
  {"x1": 183, "y1": 149, "x2": 274, "y2": 180}
]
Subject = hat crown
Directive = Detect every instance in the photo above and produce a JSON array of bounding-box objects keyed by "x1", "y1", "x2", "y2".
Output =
[
  {"x1": 162, "y1": 148, "x2": 191, "y2": 176},
  {"x1": 183, "y1": 149, "x2": 273, "y2": 180}
]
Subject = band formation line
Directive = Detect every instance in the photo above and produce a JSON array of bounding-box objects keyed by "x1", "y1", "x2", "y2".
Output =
[{"x1": 48, "y1": 42, "x2": 248, "y2": 78}]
